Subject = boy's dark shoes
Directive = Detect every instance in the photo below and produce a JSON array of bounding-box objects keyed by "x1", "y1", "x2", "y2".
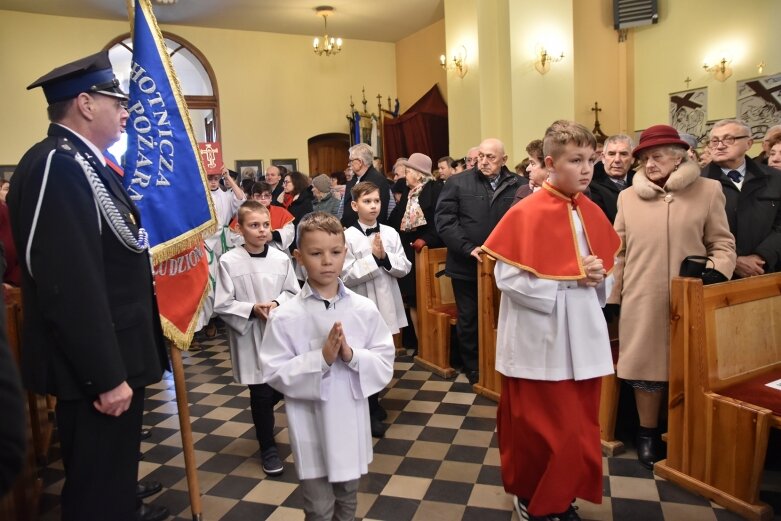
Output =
[
  {"x1": 140, "y1": 428, "x2": 152, "y2": 440},
  {"x1": 204, "y1": 322, "x2": 217, "y2": 338},
  {"x1": 550, "y1": 504, "x2": 581, "y2": 521},
  {"x1": 370, "y1": 417, "x2": 387, "y2": 438},
  {"x1": 466, "y1": 370, "x2": 480, "y2": 385},
  {"x1": 261, "y1": 446, "x2": 284, "y2": 476},
  {"x1": 137, "y1": 502, "x2": 169, "y2": 521}
]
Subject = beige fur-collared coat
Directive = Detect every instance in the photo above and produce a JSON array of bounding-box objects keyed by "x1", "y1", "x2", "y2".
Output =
[{"x1": 611, "y1": 160, "x2": 736, "y2": 382}]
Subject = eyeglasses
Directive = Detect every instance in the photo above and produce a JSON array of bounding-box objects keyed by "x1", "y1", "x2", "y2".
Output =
[
  {"x1": 708, "y1": 135, "x2": 749, "y2": 147},
  {"x1": 283, "y1": 179, "x2": 292, "y2": 185},
  {"x1": 348, "y1": 158, "x2": 362, "y2": 166}
]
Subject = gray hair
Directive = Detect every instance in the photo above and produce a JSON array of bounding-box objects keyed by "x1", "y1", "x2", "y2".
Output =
[
  {"x1": 711, "y1": 119, "x2": 751, "y2": 136},
  {"x1": 348, "y1": 143, "x2": 374, "y2": 167},
  {"x1": 604, "y1": 134, "x2": 634, "y2": 149}
]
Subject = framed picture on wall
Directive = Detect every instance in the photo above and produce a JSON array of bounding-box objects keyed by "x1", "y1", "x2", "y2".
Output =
[
  {"x1": 736, "y1": 72, "x2": 781, "y2": 140},
  {"x1": 0, "y1": 165, "x2": 16, "y2": 180},
  {"x1": 271, "y1": 158, "x2": 298, "y2": 174},
  {"x1": 235, "y1": 159, "x2": 264, "y2": 181}
]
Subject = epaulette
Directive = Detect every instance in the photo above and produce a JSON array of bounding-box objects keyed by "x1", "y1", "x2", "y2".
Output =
[{"x1": 55, "y1": 136, "x2": 79, "y2": 158}]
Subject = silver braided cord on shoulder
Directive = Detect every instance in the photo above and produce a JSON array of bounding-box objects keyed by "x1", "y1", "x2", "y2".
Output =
[{"x1": 74, "y1": 152, "x2": 149, "y2": 253}]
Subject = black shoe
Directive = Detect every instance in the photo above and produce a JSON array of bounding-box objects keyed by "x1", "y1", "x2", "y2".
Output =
[
  {"x1": 466, "y1": 370, "x2": 480, "y2": 385},
  {"x1": 261, "y1": 446, "x2": 284, "y2": 476},
  {"x1": 140, "y1": 428, "x2": 152, "y2": 441},
  {"x1": 137, "y1": 502, "x2": 169, "y2": 521},
  {"x1": 370, "y1": 416, "x2": 387, "y2": 438},
  {"x1": 513, "y1": 496, "x2": 548, "y2": 521},
  {"x1": 551, "y1": 504, "x2": 581, "y2": 521},
  {"x1": 636, "y1": 432, "x2": 660, "y2": 470},
  {"x1": 138, "y1": 451, "x2": 144, "y2": 461},
  {"x1": 136, "y1": 480, "x2": 162, "y2": 499}
]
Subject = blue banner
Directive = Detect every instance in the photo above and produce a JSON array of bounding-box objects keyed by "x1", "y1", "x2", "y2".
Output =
[{"x1": 124, "y1": 0, "x2": 215, "y2": 261}]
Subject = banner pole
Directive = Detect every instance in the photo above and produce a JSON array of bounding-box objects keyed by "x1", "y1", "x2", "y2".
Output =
[{"x1": 170, "y1": 343, "x2": 203, "y2": 521}]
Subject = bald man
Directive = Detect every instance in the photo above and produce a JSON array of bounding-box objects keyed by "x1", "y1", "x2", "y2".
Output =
[{"x1": 435, "y1": 138, "x2": 523, "y2": 384}]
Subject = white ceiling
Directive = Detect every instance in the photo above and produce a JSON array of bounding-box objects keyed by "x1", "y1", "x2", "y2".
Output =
[{"x1": 0, "y1": 0, "x2": 445, "y2": 43}]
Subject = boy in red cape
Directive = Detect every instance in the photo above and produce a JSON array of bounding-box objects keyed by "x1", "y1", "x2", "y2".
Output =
[{"x1": 482, "y1": 121, "x2": 621, "y2": 521}]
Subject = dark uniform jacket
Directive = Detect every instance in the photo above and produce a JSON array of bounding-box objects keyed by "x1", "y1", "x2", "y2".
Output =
[
  {"x1": 588, "y1": 161, "x2": 635, "y2": 224},
  {"x1": 7, "y1": 124, "x2": 168, "y2": 400},
  {"x1": 435, "y1": 166, "x2": 521, "y2": 280},
  {"x1": 702, "y1": 157, "x2": 781, "y2": 274},
  {"x1": 341, "y1": 166, "x2": 390, "y2": 228}
]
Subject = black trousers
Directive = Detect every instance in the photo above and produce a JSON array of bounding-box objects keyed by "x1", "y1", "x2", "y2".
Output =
[
  {"x1": 248, "y1": 383, "x2": 282, "y2": 451},
  {"x1": 56, "y1": 389, "x2": 144, "y2": 521},
  {"x1": 451, "y1": 277, "x2": 479, "y2": 372}
]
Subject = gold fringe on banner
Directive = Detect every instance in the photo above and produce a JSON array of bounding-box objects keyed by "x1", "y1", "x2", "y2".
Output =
[{"x1": 160, "y1": 282, "x2": 210, "y2": 351}]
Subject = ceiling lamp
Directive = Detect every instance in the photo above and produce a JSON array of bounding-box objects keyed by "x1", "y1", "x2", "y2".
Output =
[{"x1": 313, "y1": 6, "x2": 343, "y2": 57}]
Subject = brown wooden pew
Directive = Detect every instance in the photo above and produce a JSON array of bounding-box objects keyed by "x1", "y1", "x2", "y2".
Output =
[
  {"x1": 475, "y1": 252, "x2": 625, "y2": 455},
  {"x1": 414, "y1": 247, "x2": 457, "y2": 378},
  {"x1": 474, "y1": 253, "x2": 501, "y2": 401},
  {"x1": 655, "y1": 274, "x2": 781, "y2": 521},
  {"x1": 0, "y1": 288, "x2": 43, "y2": 520}
]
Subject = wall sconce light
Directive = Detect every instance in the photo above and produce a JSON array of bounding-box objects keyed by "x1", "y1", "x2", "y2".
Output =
[
  {"x1": 534, "y1": 47, "x2": 564, "y2": 75},
  {"x1": 757, "y1": 61, "x2": 766, "y2": 75},
  {"x1": 439, "y1": 46, "x2": 468, "y2": 78},
  {"x1": 702, "y1": 57, "x2": 732, "y2": 82}
]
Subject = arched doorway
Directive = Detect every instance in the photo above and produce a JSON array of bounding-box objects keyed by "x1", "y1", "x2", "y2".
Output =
[{"x1": 307, "y1": 133, "x2": 350, "y2": 177}]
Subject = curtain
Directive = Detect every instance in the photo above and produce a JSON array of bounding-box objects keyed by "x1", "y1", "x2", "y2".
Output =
[{"x1": 383, "y1": 85, "x2": 449, "y2": 170}]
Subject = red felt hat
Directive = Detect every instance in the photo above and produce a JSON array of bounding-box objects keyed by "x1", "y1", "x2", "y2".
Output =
[{"x1": 632, "y1": 124, "x2": 690, "y2": 158}]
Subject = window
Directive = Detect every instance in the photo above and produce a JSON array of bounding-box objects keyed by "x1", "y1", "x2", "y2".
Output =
[{"x1": 104, "y1": 32, "x2": 220, "y2": 161}]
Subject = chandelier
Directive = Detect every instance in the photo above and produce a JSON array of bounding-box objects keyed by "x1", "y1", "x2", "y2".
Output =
[{"x1": 312, "y1": 6, "x2": 343, "y2": 57}]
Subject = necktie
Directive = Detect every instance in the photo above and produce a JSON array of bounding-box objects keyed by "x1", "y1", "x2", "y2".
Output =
[
  {"x1": 613, "y1": 178, "x2": 626, "y2": 190},
  {"x1": 364, "y1": 226, "x2": 380, "y2": 236},
  {"x1": 726, "y1": 170, "x2": 742, "y2": 183}
]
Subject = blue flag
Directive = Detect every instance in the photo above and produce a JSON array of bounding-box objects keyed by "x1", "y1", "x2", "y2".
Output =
[{"x1": 124, "y1": 0, "x2": 215, "y2": 262}]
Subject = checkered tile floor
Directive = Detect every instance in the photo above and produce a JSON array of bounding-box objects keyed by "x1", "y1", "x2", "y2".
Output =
[{"x1": 38, "y1": 328, "x2": 780, "y2": 520}]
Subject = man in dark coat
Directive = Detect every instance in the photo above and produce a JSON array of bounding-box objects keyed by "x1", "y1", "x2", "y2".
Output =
[
  {"x1": 588, "y1": 134, "x2": 635, "y2": 223},
  {"x1": 702, "y1": 119, "x2": 781, "y2": 277},
  {"x1": 435, "y1": 138, "x2": 521, "y2": 384},
  {"x1": 341, "y1": 143, "x2": 390, "y2": 228},
  {"x1": 7, "y1": 51, "x2": 169, "y2": 521}
]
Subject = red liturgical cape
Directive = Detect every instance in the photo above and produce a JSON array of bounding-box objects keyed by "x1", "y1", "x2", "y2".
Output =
[{"x1": 482, "y1": 183, "x2": 621, "y2": 280}]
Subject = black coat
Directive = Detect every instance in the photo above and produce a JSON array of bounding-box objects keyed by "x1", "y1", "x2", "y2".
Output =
[
  {"x1": 588, "y1": 161, "x2": 635, "y2": 224},
  {"x1": 395, "y1": 180, "x2": 444, "y2": 300},
  {"x1": 435, "y1": 166, "x2": 521, "y2": 280},
  {"x1": 7, "y1": 125, "x2": 168, "y2": 400},
  {"x1": 341, "y1": 166, "x2": 390, "y2": 228},
  {"x1": 286, "y1": 188, "x2": 315, "y2": 254},
  {"x1": 702, "y1": 157, "x2": 781, "y2": 274}
]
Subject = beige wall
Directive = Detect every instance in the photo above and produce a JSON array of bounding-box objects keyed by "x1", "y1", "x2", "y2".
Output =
[
  {"x1": 0, "y1": 10, "x2": 396, "y2": 172},
  {"x1": 633, "y1": 0, "x2": 781, "y2": 135},
  {"x1": 395, "y1": 19, "x2": 447, "y2": 114}
]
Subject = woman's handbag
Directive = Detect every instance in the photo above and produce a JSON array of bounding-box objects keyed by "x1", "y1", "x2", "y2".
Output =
[{"x1": 679, "y1": 255, "x2": 727, "y2": 285}]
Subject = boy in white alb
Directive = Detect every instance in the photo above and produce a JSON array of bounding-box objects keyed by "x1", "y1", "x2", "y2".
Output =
[
  {"x1": 198, "y1": 166, "x2": 246, "y2": 336},
  {"x1": 342, "y1": 181, "x2": 411, "y2": 437},
  {"x1": 260, "y1": 212, "x2": 395, "y2": 521},
  {"x1": 482, "y1": 121, "x2": 621, "y2": 521},
  {"x1": 214, "y1": 201, "x2": 299, "y2": 476}
]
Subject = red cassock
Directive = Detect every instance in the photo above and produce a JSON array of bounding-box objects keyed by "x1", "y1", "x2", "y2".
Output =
[{"x1": 483, "y1": 182, "x2": 621, "y2": 516}]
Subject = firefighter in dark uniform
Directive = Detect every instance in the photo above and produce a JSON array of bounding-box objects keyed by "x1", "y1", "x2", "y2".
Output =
[{"x1": 7, "y1": 51, "x2": 169, "y2": 521}]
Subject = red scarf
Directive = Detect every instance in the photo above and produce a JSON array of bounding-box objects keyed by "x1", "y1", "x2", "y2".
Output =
[{"x1": 482, "y1": 182, "x2": 621, "y2": 279}]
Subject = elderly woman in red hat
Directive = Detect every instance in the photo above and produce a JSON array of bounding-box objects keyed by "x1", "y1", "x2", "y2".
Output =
[{"x1": 610, "y1": 124, "x2": 736, "y2": 469}]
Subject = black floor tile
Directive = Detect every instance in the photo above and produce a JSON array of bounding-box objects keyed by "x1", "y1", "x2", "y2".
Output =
[
  {"x1": 395, "y1": 457, "x2": 441, "y2": 478},
  {"x1": 207, "y1": 475, "x2": 259, "y2": 499},
  {"x1": 445, "y1": 444, "x2": 488, "y2": 464},
  {"x1": 424, "y1": 480, "x2": 474, "y2": 504},
  {"x1": 364, "y1": 495, "x2": 419, "y2": 521},
  {"x1": 610, "y1": 498, "x2": 665, "y2": 521}
]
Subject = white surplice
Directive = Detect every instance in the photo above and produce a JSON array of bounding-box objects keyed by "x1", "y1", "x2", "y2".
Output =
[
  {"x1": 214, "y1": 246, "x2": 299, "y2": 384},
  {"x1": 342, "y1": 224, "x2": 411, "y2": 334},
  {"x1": 260, "y1": 281, "x2": 395, "y2": 482},
  {"x1": 493, "y1": 210, "x2": 614, "y2": 381}
]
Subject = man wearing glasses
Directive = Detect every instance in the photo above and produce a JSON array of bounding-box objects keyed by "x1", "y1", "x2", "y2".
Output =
[
  {"x1": 702, "y1": 119, "x2": 781, "y2": 278},
  {"x1": 340, "y1": 143, "x2": 390, "y2": 228},
  {"x1": 8, "y1": 51, "x2": 169, "y2": 521}
]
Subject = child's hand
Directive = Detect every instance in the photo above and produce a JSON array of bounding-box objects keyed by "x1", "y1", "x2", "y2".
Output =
[
  {"x1": 578, "y1": 255, "x2": 605, "y2": 287},
  {"x1": 372, "y1": 234, "x2": 385, "y2": 259},
  {"x1": 253, "y1": 301, "x2": 277, "y2": 320},
  {"x1": 339, "y1": 333, "x2": 353, "y2": 364},
  {"x1": 322, "y1": 322, "x2": 342, "y2": 366}
]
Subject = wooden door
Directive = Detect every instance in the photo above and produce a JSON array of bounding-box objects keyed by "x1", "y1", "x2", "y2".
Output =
[{"x1": 307, "y1": 133, "x2": 350, "y2": 177}]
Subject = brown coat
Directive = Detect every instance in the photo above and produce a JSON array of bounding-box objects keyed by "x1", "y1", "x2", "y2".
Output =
[{"x1": 612, "y1": 161, "x2": 736, "y2": 382}]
